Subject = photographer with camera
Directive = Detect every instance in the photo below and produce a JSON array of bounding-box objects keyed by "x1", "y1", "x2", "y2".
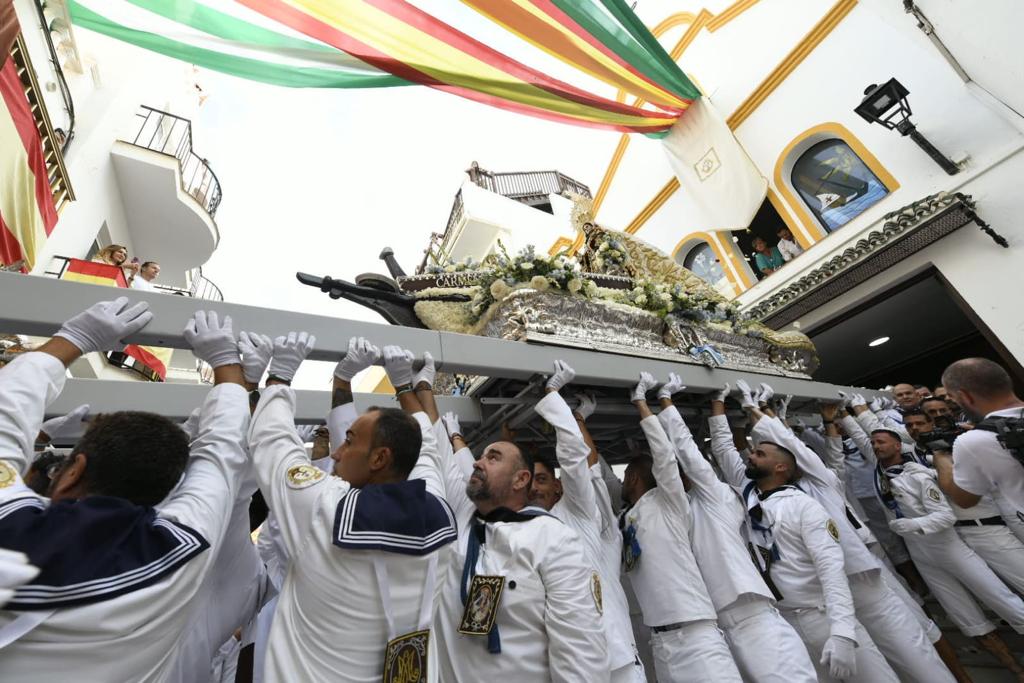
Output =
[
  {"x1": 904, "y1": 409, "x2": 1024, "y2": 593},
  {"x1": 934, "y1": 358, "x2": 1024, "y2": 542}
]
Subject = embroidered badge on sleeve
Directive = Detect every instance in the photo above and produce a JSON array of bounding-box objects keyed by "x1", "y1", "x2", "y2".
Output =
[
  {"x1": 0, "y1": 461, "x2": 17, "y2": 488},
  {"x1": 927, "y1": 488, "x2": 941, "y2": 502},
  {"x1": 591, "y1": 572, "x2": 603, "y2": 615},
  {"x1": 826, "y1": 519, "x2": 840, "y2": 542},
  {"x1": 286, "y1": 464, "x2": 325, "y2": 489}
]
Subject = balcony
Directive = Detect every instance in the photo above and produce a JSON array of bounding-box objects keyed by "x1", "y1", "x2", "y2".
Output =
[
  {"x1": 419, "y1": 164, "x2": 591, "y2": 272},
  {"x1": 111, "y1": 106, "x2": 222, "y2": 288}
]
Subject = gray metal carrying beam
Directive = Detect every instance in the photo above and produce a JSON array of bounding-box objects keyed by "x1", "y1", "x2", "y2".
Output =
[
  {"x1": 1, "y1": 273, "x2": 885, "y2": 402},
  {"x1": 49, "y1": 379, "x2": 482, "y2": 424}
]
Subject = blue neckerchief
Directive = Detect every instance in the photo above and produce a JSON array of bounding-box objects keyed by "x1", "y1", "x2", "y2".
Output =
[
  {"x1": 332, "y1": 479, "x2": 457, "y2": 556},
  {"x1": 0, "y1": 495, "x2": 208, "y2": 611},
  {"x1": 874, "y1": 461, "x2": 909, "y2": 518},
  {"x1": 460, "y1": 506, "x2": 549, "y2": 654}
]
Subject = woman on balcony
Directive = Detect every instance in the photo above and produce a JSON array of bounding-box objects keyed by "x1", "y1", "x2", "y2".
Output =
[{"x1": 93, "y1": 244, "x2": 140, "y2": 278}]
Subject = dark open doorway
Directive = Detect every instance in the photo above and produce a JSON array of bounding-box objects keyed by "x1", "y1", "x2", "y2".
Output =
[{"x1": 805, "y1": 269, "x2": 1024, "y2": 392}]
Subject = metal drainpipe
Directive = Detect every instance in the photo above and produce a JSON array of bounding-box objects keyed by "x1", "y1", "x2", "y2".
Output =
[
  {"x1": 32, "y1": 0, "x2": 75, "y2": 153},
  {"x1": 902, "y1": 1, "x2": 971, "y2": 83}
]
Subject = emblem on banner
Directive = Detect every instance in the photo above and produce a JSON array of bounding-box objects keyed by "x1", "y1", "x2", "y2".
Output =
[
  {"x1": 383, "y1": 629, "x2": 429, "y2": 683},
  {"x1": 286, "y1": 464, "x2": 325, "y2": 489},
  {"x1": 693, "y1": 148, "x2": 721, "y2": 181},
  {"x1": 459, "y1": 575, "x2": 505, "y2": 636}
]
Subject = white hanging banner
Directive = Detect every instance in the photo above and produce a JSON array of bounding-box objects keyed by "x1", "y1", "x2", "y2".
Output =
[{"x1": 660, "y1": 97, "x2": 767, "y2": 233}]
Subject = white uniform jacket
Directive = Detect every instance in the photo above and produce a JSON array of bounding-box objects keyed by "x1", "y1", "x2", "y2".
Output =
[
  {"x1": 875, "y1": 462, "x2": 957, "y2": 533},
  {"x1": 0, "y1": 352, "x2": 250, "y2": 683},
  {"x1": 535, "y1": 392, "x2": 635, "y2": 671},
  {"x1": 623, "y1": 416, "x2": 716, "y2": 628},
  {"x1": 248, "y1": 386, "x2": 456, "y2": 683},
  {"x1": 658, "y1": 407, "x2": 773, "y2": 611},
  {"x1": 432, "y1": 409, "x2": 607, "y2": 682},
  {"x1": 751, "y1": 416, "x2": 880, "y2": 576}
]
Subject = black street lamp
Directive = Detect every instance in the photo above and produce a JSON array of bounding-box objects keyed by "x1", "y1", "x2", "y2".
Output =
[{"x1": 855, "y1": 78, "x2": 960, "y2": 175}]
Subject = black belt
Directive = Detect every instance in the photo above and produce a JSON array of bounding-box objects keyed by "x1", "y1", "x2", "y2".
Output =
[
  {"x1": 651, "y1": 622, "x2": 685, "y2": 633},
  {"x1": 954, "y1": 516, "x2": 1006, "y2": 527}
]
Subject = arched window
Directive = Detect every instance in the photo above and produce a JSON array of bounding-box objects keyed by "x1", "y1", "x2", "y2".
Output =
[
  {"x1": 679, "y1": 241, "x2": 727, "y2": 288},
  {"x1": 791, "y1": 139, "x2": 889, "y2": 233}
]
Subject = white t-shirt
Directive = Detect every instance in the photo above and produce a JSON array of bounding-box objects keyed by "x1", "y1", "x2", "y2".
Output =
[
  {"x1": 953, "y1": 407, "x2": 1024, "y2": 523},
  {"x1": 130, "y1": 277, "x2": 156, "y2": 291},
  {"x1": 777, "y1": 238, "x2": 804, "y2": 262}
]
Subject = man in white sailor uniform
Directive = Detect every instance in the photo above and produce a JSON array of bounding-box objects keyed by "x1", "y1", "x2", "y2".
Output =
[
  {"x1": 653, "y1": 373, "x2": 817, "y2": 682},
  {"x1": 621, "y1": 372, "x2": 743, "y2": 683},
  {"x1": 248, "y1": 338, "x2": 458, "y2": 683},
  {"x1": 732, "y1": 381, "x2": 956, "y2": 683},
  {"x1": 432, "y1": 367, "x2": 607, "y2": 682},
  {"x1": 529, "y1": 360, "x2": 645, "y2": 683},
  {"x1": 709, "y1": 385, "x2": 898, "y2": 682},
  {"x1": 0, "y1": 301, "x2": 253, "y2": 683},
  {"x1": 869, "y1": 427, "x2": 1024, "y2": 673}
]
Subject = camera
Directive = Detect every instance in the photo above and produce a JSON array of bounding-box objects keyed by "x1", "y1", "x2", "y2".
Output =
[
  {"x1": 976, "y1": 415, "x2": 1024, "y2": 467},
  {"x1": 919, "y1": 416, "x2": 967, "y2": 453}
]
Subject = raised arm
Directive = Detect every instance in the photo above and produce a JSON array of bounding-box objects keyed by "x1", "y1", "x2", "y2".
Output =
[
  {"x1": 657, "y1": 373, "x2": 719, "y2": 494},
  {"x1": 708, "y1": 384, "x2": 747, "y2": 490},
  {"x1": 572, "y1": 392, "x2": 599, "y2": 468},
  {"x1": 536, "y1": 361, "x2": 598, "y2": 521},
  {"x1": 329, "y1": 337, "x2": 379, "y2": 452},
  {"x1": 442, "y1": 412, "x2": 475, "y2": 480},
  {"x1": 158, "y1": 311, "x2": 251, "y2": 550},
  {"x1": 837, "y1": 396, "x2": 877, "y2": 466},
  {"x1": 384, "y1": 346, "x2": 444, "y2": 499},
  {"x1": 0, "y1": 298, "x2": 150, "y2": 484},
  {"x1": 634, "y1": 373, "x2": 689, "y2": 518}
]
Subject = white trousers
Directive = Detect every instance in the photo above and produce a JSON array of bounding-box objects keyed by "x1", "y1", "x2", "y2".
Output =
[
  {"x1": 849, "y1": 571, "x2": 954, "y2": 682},
  {"x1": 650, "y1": 619, "x2": 742, "y2": 683},
  {"x1": 907, "y1": 529, "x2": 1024, "y2": 637},
  {"x1": 780, "y1": 606, "x2": 898, "y2": 683},
  {"x1": 610, "y1": 657, "x2": 647, "y2": 683},
  {"x1": 957, "y1": 524, "x2": 1024, "y2": 594},
  {"x1": 717, "y1": 597, "x2": 816, "y2": 683}
]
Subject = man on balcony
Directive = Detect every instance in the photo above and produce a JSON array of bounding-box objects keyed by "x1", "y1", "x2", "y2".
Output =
[{"x1": 130, "y1": 262, "x2": 161, "y2": 292}]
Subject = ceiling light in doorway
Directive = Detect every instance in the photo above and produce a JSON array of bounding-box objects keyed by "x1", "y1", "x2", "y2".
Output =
[{"x1": 868, "y1": 336, "x2": 890, "y2": 347}]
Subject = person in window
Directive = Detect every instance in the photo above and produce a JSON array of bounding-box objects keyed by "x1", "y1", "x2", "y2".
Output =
[
  {"x1": 776, "y1": 228, "x2": 804, "y2": 262},
  {"x1": 752, "y1": 237, "x2": 784, "y2": 277}
]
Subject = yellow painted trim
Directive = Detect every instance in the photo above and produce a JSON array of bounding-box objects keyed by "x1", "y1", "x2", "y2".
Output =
[
  {"x1": 772, "y1": 121, "x2": 900, "y2": 242},
  {"x1": 707, "y1": 0, "x2": 760, "y2": 32},
  {"x1": 602, "y1": 0, "x2": 859, "y2": 246},
  {"x1": 592, "y1": 135, "x2": 631, "y2": 215},
  {"x1": 727, "y1": 0, "x2": 858, "y2": 129},
  {"x1": 624, "y1": 178, "x2": 679, "y2": 235},
  {"x1": 671, "y1": 231, "x2": 753, "y2": 294},
  {"x1": 552, "y1": 236, "x2": 577, "y2": 254},
  {"x1": 766, "y1": 187, "x2": 812, "y2": 249}
]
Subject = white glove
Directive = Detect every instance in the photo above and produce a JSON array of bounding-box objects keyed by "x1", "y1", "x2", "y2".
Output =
[
  {"x1": 735, "y1": 379, "x2": 758, "y2": 410},
  {"x1": 869, "y1": 397, "x2": 884, "y2": 413},
  {"x1": 0, "y1": 548, "x2": 39, "y2": 608},
  {"x1": 712, "y1": 383, "x2": 731, "y2": 403},
  {"x1": 573, "y1": 392, "x2": 597, "y2": 420},
  {"x1": 756, "y1": 383, "x2": 775, "y2": 405},
  {"x1": 888, "y1": 518, "x2": 920, "y2": 535},
  {"x1": 657, "y1": 372, "x2": 685, "y2": 400},
  {"x1": 820, "y1": 635, "x2": 857, "y2": 680},
  {"x1": 882, "y1": 397, "x2": 898, "y2": 411},
  {"x1": 296, "y1": 424, "x2": 317, "y2": 443},
  {"x1": 413, "y1": 351, "x2": 436, "y2": 389},
  {"x1": 837, "y1": 391, "x2": 852, "y2": 409},
  {"x1": 632, "y1": 372, "x2": 658, "y2": 402},
  {"x1": 40, "y1": 404, "x2": 90, "y2": 442},
  {"x1": 334, "y1": 337, "x2": 380, "y2": 382},
  {"x1": 237, "y1": 331, "x2": 273, "y2": 384},
  {"x1": 546, "y1": 360, "x2": 576, "y2": 392},
  {"x1": 443, "y1": 411, "x2": 462, "y2": 438},
  {"x1": 183, "y1": 311, "x2": 239, "y2": 369},
  {"x1": 850, "y1": 393, "x2": 867, "y2": 408},
  {"x1": 54, "y1": 297, "x2": 153, "y2": 354},
  {"x1": 383, "y1": 345, "x2": 414, "y2": 388},
  {"x1": 775, "y1": 395, "x2": 792, "y2": 421},
  {"x1": 268, "y1": 331, "x2": 315, "y2": 382}
]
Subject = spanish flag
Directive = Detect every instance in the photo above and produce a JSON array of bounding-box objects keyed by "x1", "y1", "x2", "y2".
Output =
[
  {"x1": 0, "y1": 23, "x2": 58, "y2": 272},
  {"x1": 61, "y1": 259, "x2": 173, "y2": 381}
]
